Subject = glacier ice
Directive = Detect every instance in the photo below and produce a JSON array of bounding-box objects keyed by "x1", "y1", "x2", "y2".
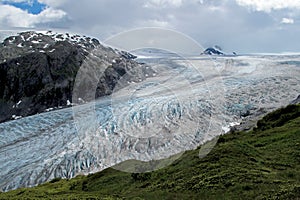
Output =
[{"x1": 0, "y1": 55, "x2": 300, "y2": 191}]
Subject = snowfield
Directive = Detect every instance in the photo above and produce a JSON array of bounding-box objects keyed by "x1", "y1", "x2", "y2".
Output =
[{"x1": 0, "y1": 54, "x2": 300, "y2": 191}]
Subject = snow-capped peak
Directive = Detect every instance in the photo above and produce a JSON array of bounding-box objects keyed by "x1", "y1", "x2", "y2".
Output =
[
  {"x1": 1, "y1": 31, "x2": 100, "y2": 53},
  {"x1": 0, "y1": 31, "x2": 102, "y2": 62},
  {"x1": 202, "y1": 45, "x2": 225, "y2": 55}
]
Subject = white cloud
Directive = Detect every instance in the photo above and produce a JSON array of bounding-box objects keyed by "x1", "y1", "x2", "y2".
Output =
[
  {"x1": 1, "y1": 0, "x2": 32, "y2": 3},
  {"x1": 281, "y1": 17, "x2": 294, "y2": 24},
  {"x1": 36, "y1": 7, "x2": 66, "y2": 23},
  {"x1": 137, "y1": 19, "x2": 171, "y2": 27},
  {"x1": 0, "y1": 0, "x2": 300, "y2": 53},
  {"x1": 144, "y1": 0, "x2": 183, "y2": 8},
  {"x1": 0, "y1": 5, "x2": 34, "y2": 27},
  {"x1": 0, "y1": 4, "x2": 66, "y2": 28},
  {"x1": 37, "y1": 0, "x2": 68, "y2": 7},
  {"x1": 236, "y1": 0, "x2": 300, "y2": 12},
  {"x1": 208, "y1": 5, "x2": 226, "y2": 12}
]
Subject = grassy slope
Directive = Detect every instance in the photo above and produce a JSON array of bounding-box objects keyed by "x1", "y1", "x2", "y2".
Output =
[{"x1": 1, "y1": 105, "x2": 300, "y2": 200}]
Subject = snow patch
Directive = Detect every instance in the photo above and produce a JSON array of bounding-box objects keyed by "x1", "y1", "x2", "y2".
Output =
[
  {"x1": 222, "y1": 126, "x2": 230, "y2": 133},
  {"x1": 78, "y1": 98, "x2": 85, "y2": 103},
  {"x1": 16, "y1": 100, "x2": 22, "y2": 106},
  {"x1": 12, "y1": 115, "x2": 22, "y2": 120},
  {"x1": 45, "y1": 108, "x2": 54, "y2": 112},
  {"x1": 222, "y1": 122, "x2": 240, "y2": 133},
  {"x1": 26, "y1": 33, "x2": 37, "y2": 41},
  {"x1": 43, "y1": 44, "x2": 49, "y2": 48},
  {"x1": 67, "y1": 100, "x2": 72, "y2": 106}
]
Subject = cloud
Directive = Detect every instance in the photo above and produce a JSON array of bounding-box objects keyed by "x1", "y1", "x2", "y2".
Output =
[
  {"x1": 137, "y1": 19, "x2": 171, "y2": 27},
  {"x1": 0, "y1": 0, "x2": 300, "y2": 53},
  {"x1": 0, "y1": 4, "x2": 67, "y2": 28},
  {"x1": 281, "y1": 17, "x2": 294, "y2": 24},
  {"x1": 1, "y1": 0, "x2": 31, "y2": 3},
  {"x1": 36, "y1": 7, "x2": 67, "y2": 23},
  {"x1": 236, "y1": 0, "x2": 300, "y2": 12},
  {"x1": 37, "y1": 0, "x2": 68, "y2": 7},
  {"x1": 143, "y1": 0, "x2": 184, "y2": 8}
]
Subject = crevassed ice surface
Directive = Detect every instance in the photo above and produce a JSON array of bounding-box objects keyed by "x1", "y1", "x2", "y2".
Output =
[{"x1": 1, "y1": 55, "x2": 300, "y2": 191}]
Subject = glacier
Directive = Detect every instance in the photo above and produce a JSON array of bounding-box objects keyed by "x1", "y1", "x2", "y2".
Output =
[{"x1": 0, "y1": 54, "x2": 300, "y2": 191}]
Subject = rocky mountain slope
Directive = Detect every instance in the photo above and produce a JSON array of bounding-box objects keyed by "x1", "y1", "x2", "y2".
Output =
[{"x1": 0, "y1": 31, "x2": 151, "y2": 123}]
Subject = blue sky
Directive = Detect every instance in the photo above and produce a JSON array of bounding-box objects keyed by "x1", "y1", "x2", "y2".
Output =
[
  {"x1": 0, "y1": 0, "x2": 300, "y2": 53},
  {"x1": 2, "y1": 0, "x2": 46, "y2": 14}
]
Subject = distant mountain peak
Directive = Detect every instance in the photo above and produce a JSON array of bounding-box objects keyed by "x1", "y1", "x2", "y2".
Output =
[{"x1": 202, "y1": 45, "x2": 224, "y2": 55}]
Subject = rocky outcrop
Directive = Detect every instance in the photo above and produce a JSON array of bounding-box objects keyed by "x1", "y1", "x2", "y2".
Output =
[
  {"x1": 118, "y1": 50, "x2": 137, "y2": 60},
  {"x1": 291, "y1": 95, "x2": 300, "y2": 104},
  {"x1": 0, "y1": 31, "x2": 152, "y2": 123}
]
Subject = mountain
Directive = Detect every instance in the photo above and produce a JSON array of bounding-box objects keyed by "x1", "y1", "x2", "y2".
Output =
[
  {"x1": 1, "y1": 104, "x2": 299, "y2": 199},
  {"x1": 202, "y1": 45, "x2": 224, "y2": 55},
  {"x1": 0, "y1": 31, "x2": 151, "y2": 123}
]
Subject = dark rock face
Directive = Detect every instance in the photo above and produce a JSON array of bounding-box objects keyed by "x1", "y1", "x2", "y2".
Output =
[
  {"x1": 119, "y1": 50, "x2": 137, "y2": 60},
  {"x1": 0, "y1": 31, "x2": 149, "y2": 123}
]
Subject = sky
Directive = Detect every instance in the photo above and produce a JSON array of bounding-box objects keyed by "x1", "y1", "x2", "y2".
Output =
[{"x1": 0, "y1": 0, "x2": 299, "y2": 53}]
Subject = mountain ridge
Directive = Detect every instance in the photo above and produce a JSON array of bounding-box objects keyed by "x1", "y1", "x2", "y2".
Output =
[{"x1": 0, "y1": 31, "x2": 150, "y2": 123}]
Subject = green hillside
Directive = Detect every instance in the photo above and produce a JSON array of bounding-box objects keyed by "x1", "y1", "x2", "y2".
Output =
[{"x1": 1, "y1": 104, "x2": 300, "y2": 200}]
